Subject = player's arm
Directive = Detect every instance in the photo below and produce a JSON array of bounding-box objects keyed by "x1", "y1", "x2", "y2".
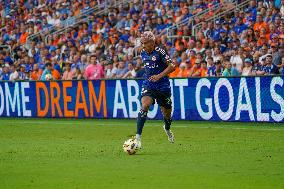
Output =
[
  {"x1": 149, "y1": 48, "x2": 175, "y2": 82},
  {"x1": 159, "y1": 61, "x2": 175, "y2": 76}
]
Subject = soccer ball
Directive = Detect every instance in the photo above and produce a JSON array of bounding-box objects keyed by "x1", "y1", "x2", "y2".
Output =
[
  {"x1": 45, "y1": 74, "x2": 53, "y2": 81},
  {"x1": 123, "y1": 138, "x2": 138, "y2": 155}
]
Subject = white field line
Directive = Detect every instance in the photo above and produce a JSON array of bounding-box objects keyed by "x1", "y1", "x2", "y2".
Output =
[{"x1": 4, "y1": 121, "x2": 284, "y2": 131}]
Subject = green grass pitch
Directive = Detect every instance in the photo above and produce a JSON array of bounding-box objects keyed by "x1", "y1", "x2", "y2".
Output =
[{"x1": 0, "y1": 118, "x2": 284, "y2": 189}]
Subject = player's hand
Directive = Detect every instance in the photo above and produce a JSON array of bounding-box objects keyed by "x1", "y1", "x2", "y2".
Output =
[{"x1": 149, "y1": 74, "x2": 162, "y2": 82}]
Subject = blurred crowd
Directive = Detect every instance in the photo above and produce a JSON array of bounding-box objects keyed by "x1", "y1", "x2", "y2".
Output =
[{"x1": 0, "y1": 0, "x2": 284, "y2": 81}]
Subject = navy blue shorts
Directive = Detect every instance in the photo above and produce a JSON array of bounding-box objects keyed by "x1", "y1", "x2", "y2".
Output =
[{"x1": 141, "y1": 88, "x2": 172, "y2": 109}]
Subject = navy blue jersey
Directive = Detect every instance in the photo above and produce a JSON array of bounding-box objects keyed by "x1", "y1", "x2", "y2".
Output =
[
  {"x1": 264, "y1": 64, "x2": 279, "y2": 75},
  {"x1": 1, "y1": 73, "x2": 10, "y2": 81},
  {"x1": 207, "y1": 65, "x2": 216, "y2": 76},
  {"x1": 141, "y1": 46, "x2": 172, "y2": 92}
]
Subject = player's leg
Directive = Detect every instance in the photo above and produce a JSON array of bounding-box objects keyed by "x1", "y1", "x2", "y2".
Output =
[
  {"x1": 160, "y1": 106, "x2": 174, "y2": 143},
  {"x1": 157, "y1": 91, "x2": 174, "y2": 143},
  {"x1": 160, "y1": 106, "x2": 172, "y2": 130},
  {"x1": 135, "y1": 95, "x2": 153, "y2": 142}
]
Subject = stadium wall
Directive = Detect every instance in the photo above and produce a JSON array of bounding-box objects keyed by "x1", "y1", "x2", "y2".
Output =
[{"x1": 0, "y1": 76, "x2": 283, "y2": 122}]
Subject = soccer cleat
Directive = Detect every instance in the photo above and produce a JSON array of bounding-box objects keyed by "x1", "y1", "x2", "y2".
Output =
[
  {"x1": 134, "y1": 137, "x2": 142, "y2": 150},
  {"x1": 163, "y1": 125, "x2": 174, "y2": 143}
]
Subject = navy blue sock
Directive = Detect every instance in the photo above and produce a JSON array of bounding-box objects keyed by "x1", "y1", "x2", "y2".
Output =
[
  {"x1": 164, "y1": 118, "x2": 172, "y2": 130},
  {"x1": 136, "y1": 109, "x2": 148, "y2": 135}
]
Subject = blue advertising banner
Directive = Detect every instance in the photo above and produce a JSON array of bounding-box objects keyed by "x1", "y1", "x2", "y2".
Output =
[{"x1": 0, "y1": 76, "x2": 283, "y2": 122}]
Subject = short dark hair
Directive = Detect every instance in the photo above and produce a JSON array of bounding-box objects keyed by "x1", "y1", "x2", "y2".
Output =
[
  {"x1": 45, "y1": 62, "x2": 52, "y2": 67},
  {"x1": 201, "y1": 60, "x2": 207, "y2": 64}
]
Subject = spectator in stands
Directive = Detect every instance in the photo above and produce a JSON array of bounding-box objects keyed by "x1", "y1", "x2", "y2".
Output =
[
  {"x1": 222, "y1": 60, "x2": 239, "y2": 76},
  {"x1": 31, "y1": 64, "x2": 41, "y2": 80},
  {"x1": 62, "y1": 63, "x2": 74, "y2": 80},
  {"x1": 176, "y1": 62, "x2": 190, "y2": 78},
  {"x1": 207, "y1": 57, "x2": 216, "y2": 76},
  {"x1": 104, "y1": 59, "x2": 114, "y2": 79},
  {"x1": 113, "y1": 61, "x2": 128, "y2": 78},
  {"x1": 259, "y1": 44, "x2": 269, "y2": 62},
  {"x1": 273, "y1": 44, "x2": 284, "y2": 70},
  {"x1": 255, "y1": 54, "x2": 267, "y2": 75},
  {"x1": 1, "y1": 65, "x2": 10, "y2": 81},
  {"x1": 254, "y1": 13, "x2": 269, "y2": 33},
  {"x1": 188, "y1": 49, "x2": 197, "y2": 66},
  {"x1": 230, "y1": 47, "x2": 244, "y2": 74},
  {"x1": 189, "y1": 59, "x2": 202, "y2": 77},
  {"x1": 242, "y1": 58, "x2": 253, "y2": 76},
  {"x1": 40, "y1": 62, "x2": 53, "y2": 81},
  {"x1": 84, "y1": 54, "x2": 104, "y2": 80},
  {"x1": 205, "y1": 49, "x2": 213, "y2": 62},
  {"x1": 194, "y1": 40, "x2": 206, "y2": 54},
  {"x1": 234, "y1": 17, "x2": 248, "y2": 35},
  {"x1": 52, "y1": 65, "x2": 61, "y2": 80},
  {"x1": 123, "y1": 62, "x2": 136, "y2": 78},
  {"x1": 215, "y1": 60, "x2": 223, "y2": 77},
  {"x1": 200, "y1": 60, "x2": 208, "y2": 77},
  {"x1": 180, "y1": 52, "x2": 190, "y2": 65},
  {"x1": 264, "y1": 54, "x2": 279, "y2": 75},
  {"x1": 9, "y1": 65, "x2": 18, "y2": 81},
  {"x1": 251, "y1": 52, "x2": 260, "y2": 75},
  {"x1": 73, "y1": 67, "x2": 83, "y2": 80},
  {"x1": 169, "y1": 58, "x2": 180, "y2": 78},
  {"x1": 18, "y1": 64, "x2": 27, "y2": 80},
  {"x1": 214, "y1": 45, "x2": 224, "y2": 60},
  {"x1": 256, "y1": 29, "x2": 268, "y2": 47},
  {"x1": 85, "y1": 38, "x2": 97, "y2": 53}
]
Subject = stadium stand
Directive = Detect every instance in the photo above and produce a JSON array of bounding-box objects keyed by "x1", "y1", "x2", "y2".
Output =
[{"x1": 0, "y1": 0, "x2": 283, "y2": 81}]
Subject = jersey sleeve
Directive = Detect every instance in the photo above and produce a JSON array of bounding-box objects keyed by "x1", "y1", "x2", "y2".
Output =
[{"x1": 156, "y1": 47, "x2": 174, "y2": 67}]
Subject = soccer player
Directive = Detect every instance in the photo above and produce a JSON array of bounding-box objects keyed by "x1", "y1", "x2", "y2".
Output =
[{"x1": 135, "y1": 31, "x2": 175, "y2": 148}]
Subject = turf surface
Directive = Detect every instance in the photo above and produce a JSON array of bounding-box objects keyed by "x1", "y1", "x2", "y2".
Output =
[{"x1": 0, "y1": 118, "x2": 284, "y2": 189}]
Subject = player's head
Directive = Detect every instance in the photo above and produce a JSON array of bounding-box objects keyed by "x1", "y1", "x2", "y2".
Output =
[{"x1": 141, "y1": 31, "x2": 155, "y2": 53}]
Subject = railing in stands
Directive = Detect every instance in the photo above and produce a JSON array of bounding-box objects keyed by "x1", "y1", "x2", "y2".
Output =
[
  {"x1": 44, "y1": 0, "x2": 132, "y2": 45},
  {"x1": 166, "y1": 0, "x2": 237, "y2": 38},
  {"x1": 26, "y1": 5, "x2": 99, "y2": 47},
  {"x1": 44, "y1": 17, "x2": 91, "y2": 45},
  {"x1": 26, "y1": 0, "x2": 130, "y2": 47},
  {"x1": 191, "y1": 0, "x2": 251, "y2": 36}
]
